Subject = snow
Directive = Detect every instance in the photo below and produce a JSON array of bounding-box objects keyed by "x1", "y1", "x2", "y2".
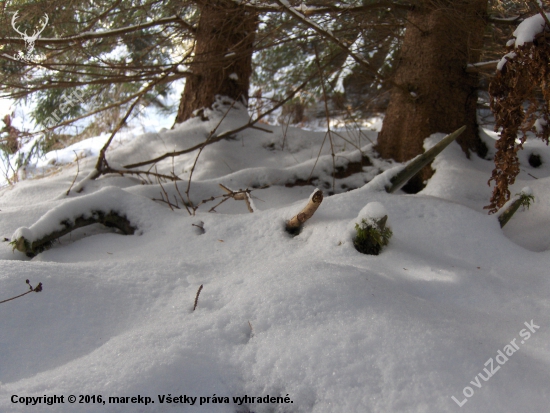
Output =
[
  {"x1": 497, "y1": 51, "x2": 516, "y2": 71},
  {"x1": 357, "y1": 201, "x2": 387, "y2": 223},
  {"x1": 1, "y1": 109, "x2": 550, "y2": 412},
  {"x1": 534, "y1": 118, "x2": 547, "y2": 134},
  {"x1": 513, "y1": 13, "x2": 550, "y2": 46}
]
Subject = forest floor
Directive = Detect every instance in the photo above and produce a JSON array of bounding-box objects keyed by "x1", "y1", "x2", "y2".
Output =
[{"x1": 0, "y1": 105, "x2": 549, "y2": 412}]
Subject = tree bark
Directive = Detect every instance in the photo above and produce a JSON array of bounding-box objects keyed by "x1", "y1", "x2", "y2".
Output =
[
  {"x1": 174, "y1": 0, "x2": 258, "y2": 124},
  {"x1": 376, "y1": 0, "x2": 488, "y2": 192}
]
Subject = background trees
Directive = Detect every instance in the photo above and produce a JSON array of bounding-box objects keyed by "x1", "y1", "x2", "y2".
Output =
[
  {"x1": 376, "y1": 0, "x2": 490, "y2": 191},
  {"x1": 0, "y1": 0, "x2": 539, "y2": 200},
  {"x1": 174, "y1": 0, "x2": 258, "y2": 123}
]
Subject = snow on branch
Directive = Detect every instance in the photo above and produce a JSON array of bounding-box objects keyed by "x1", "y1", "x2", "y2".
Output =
[
  {"x1": 385, "y1": 126, "x2": 466, "y2": 193},
  {"x1": 10, "y1": 187, "x2": 145, "y2": 258}
]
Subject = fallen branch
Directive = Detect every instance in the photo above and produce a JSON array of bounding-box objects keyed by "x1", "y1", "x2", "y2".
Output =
[
  {"x1": 385, "y1": 126, "x2": 466, "y2": 193},
  {"x1": 286, "y1": 190, "x2": 323, "y2": 234},
  {"x1": 12, "y1": 211, "x2": 135, "y2": 258},
  {"x1": 0, "y1": 280, "x2": 42, "y2": 304}
]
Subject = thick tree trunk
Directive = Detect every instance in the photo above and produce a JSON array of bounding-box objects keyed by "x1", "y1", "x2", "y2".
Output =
[
  {"x1": 174, "y1": 0, "x2": 257, "y2": 124},
  {"x1": 376, "y1": 0, "x2": 488, "y2": 192}
]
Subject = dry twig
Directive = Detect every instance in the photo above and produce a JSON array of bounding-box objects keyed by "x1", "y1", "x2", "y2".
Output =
[
  {"x1": 0, "y1": 280, "x2": 42, "y2": 305},
  {"x1": 193, "y1": 284, "x2": 203, "y2": 311}
]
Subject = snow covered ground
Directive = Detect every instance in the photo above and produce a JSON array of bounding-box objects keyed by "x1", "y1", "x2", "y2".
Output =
[{"x1": 0, "y1": 106, "x2": 549, "y2": 412}]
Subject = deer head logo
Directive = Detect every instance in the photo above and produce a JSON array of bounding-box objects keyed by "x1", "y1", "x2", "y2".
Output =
[{"x1": 11, "y1": 11, "x2": 48, "y2": 60}]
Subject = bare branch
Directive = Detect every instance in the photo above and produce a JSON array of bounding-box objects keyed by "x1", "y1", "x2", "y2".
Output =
[{"x1": 248, "y1": 2, "x2": 413, "y2": 15}]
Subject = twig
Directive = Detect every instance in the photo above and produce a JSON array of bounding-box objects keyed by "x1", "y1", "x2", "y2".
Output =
[
  {"x1": 218, "y1": 184, "x2": 255, "y2": 213},
  {"x1": 193, "y1": 284, "x2": 203, "y2": 311},
  {"x1": 174, "y1": 179, "x2": 192, "y2": 215},
  {"x1": 315, "y1": 46, "x2": 336, "y2": 192},
  {"x1": 156, "y1": 172, "x2": 175, "y2": 211},
  {"x1": 76, "y1": 51, "x2": 194, "y2": 190},
  {"x1": 0, "y1": 280, "x2": 42, "y2": 305},
  {"x1": 66, "y1": 150, "x2": 80, "y2": 196},
  {"x1": 185, "y1": 100, "x2": 238, "y2": 212},
  {"x1": 249, "y1": 125, "x2": 273, "y2": 133}
]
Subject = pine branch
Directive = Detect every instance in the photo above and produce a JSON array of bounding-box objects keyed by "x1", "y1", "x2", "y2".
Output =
[
  {"x1": 248, "y1": 2, "x2": 413, "y2": 15},
  {"x1": 272, "y1": 0, "x2": 387, "y2": 85},
  {"x1": 0, "y1": 15, "x2": 195, "y2": 47}
]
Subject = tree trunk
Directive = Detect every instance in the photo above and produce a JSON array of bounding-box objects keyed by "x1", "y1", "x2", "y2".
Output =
[
  {"x1": 174, "y1": 0, "x2": 257, "y2": 124},
  {"x1": 376, "y1": 0, "x2": 488, "y2": 192}
]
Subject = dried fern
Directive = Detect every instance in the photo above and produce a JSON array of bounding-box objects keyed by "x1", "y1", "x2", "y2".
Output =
[{"x1": 487, "y1": 21, "x2": 550, "y2": 212}]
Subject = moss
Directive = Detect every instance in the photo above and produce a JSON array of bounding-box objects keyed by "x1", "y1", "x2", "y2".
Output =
[
  {"x1": 353, "y1": 218, "x2": 392, "y2": 255},
  {"x1": 518, "y1": 192, "x2": 535, "y2": 209}
]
